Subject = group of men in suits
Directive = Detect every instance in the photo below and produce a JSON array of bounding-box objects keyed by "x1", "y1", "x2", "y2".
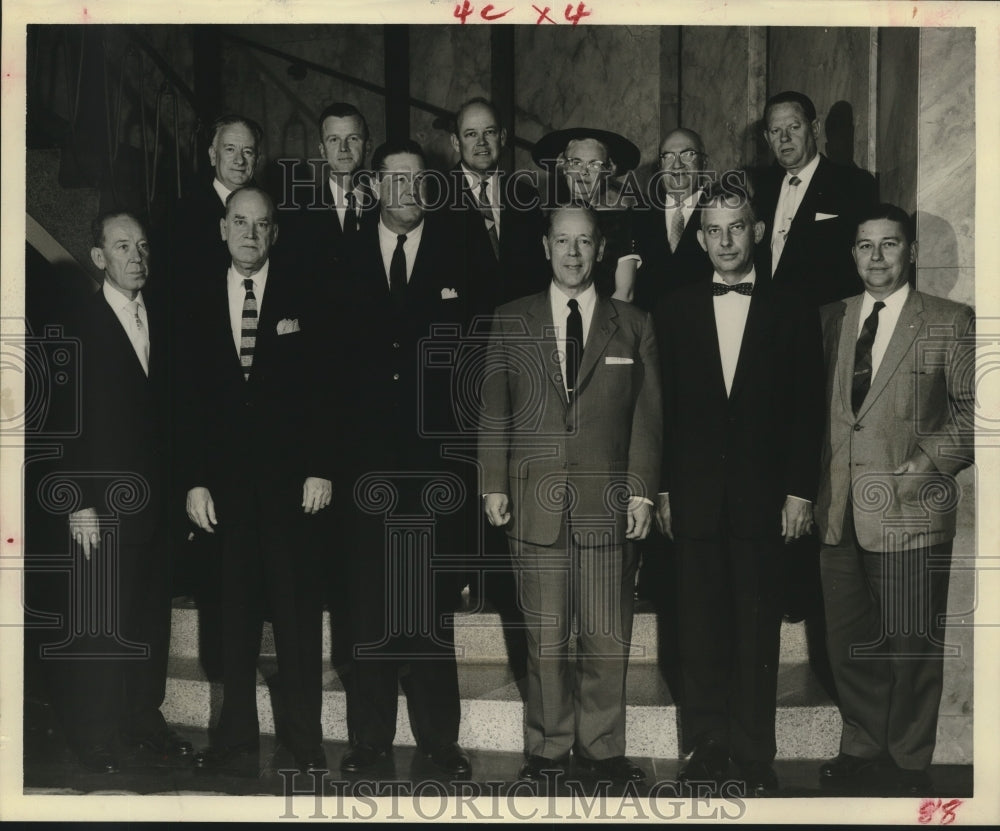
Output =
[{"x1": 50, "y1": 87, "x2": 973, "y2": 796}]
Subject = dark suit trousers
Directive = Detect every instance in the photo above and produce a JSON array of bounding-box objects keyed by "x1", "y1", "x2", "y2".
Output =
[
  {"x1": 45, "y1": 537, "x2": 172, "y2": 748},
  {"x1": 214, "y1": 481, "x2": 323, "y2": 759},
  {"x1": 345, "y1": 498, "x2": 462, "y2": 753},
  {"x1": 820, "y1": 504, "x2": 952, "y2": 770},
  {"x1": 512, "y1": 526, "x2": 637, "y2": 761},
  {"x1": 675, "y1": 533, "x2": 782, "y2": 762}
]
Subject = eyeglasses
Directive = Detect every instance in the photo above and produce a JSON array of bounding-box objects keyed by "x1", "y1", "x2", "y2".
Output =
[
  {"x1": 659, "y1": 150, "x2": 702, "y2": 165},
  {"x1": 562, "y1": 158, "x2": 610, "y2": 173}
]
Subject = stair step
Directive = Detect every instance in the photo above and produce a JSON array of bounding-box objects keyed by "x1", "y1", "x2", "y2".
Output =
[
  {"x1": 168, "y1": 604, "x2": 811, "y2": 665},
  {"x1": 158, "y1": 654, "x2": 969, "y2": 763}
]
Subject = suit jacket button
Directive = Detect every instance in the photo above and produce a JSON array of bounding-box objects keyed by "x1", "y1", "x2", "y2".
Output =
[
  {"x1": 566, "y1": 425, "x2": 572, "y2": 432},
  {"x1": 393, "y1": 373, "x2": 400, "y2": 380},
  {"x1": 853, "y1": 424, "x2": 863, "y2": 431},
  {"x1": 393, "y1": 342, "x2": 400, "y2": 349}
]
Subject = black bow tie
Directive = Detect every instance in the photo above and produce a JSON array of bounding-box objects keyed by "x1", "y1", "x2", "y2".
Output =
[{"x1": 712, "y1": 281, "x2": 754, "y2": 296}]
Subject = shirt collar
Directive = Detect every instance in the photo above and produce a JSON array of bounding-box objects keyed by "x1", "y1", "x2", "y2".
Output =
[
  {"x1": 213, "y1": 177, "x2": 234, "y2": 206},
  {"x1": 862, "y1": 281, "x2": 910, "y2": 313},
  {"x1": 327, "y1": 175, "x2": 361, "y2": 202},
  {"x1": 785, "y1": 152, "x2": 821, "y2": 188},
  {"x1": 227, "y1": 258, "x2": 270, "y2": 291},
  {"x1": 378, "y1": 217, "x2": 424, "y2": 246},
  {"x1": 666, "y1": 187, "x2": 704, "y2": 211},
  {"x1": 102, "y1": 280, "x2": 143, "y2": 312},
  {"x1": 549, "y1": 280, "x2": 598, "y2": 315},
  {"x1": 712, "y1": 267, "x2": 757, "y2": 288},
  {"x1": 462, "y1": 164, "x2": 497, "y2": 195}
]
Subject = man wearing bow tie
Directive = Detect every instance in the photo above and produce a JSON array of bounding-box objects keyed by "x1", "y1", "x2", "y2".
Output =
[
  {"x1": 180, "y1": 186, "x2": 332, "y2": 775},
  {"x1": 653, "y1": 184, "x2": 824, "y2": 795}
]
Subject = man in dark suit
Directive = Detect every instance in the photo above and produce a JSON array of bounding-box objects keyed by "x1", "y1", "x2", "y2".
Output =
[
  {"x1": 755, "y1": 91, "x2": 878, "y2": 307},
  {"x1": 632, "y1": 127, "x2": 712, "y2": 312},
  {"x1": 653, "y1": 184, "x2": 824, "y2": 795},
  {"x1": 332, "y1": 140, "x2": 470, "y2": 778},
  {"x1": 171, "y1": 114, "x2": 263, "y2": 290},
  {"x1": 814, "y1": 204, "x2": 975, "y2": 794},
  {"x1": 284, "y1": 103, "x2": 375, "y2": 277},
  {"x1": 446, "y1": 97, "x2": 549, "y2": 316},
  {"x1": 49, "y1": 211, "x2": 191, "y2": 773},
  {"x1": 479, "y1": 206, "x2": 662, "y2": 785},
  {"x1": 181, "y1": 186, "x2": 332, "y2": 775}
]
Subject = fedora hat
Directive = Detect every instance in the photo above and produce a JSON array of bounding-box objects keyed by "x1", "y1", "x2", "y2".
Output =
[{"x1": 531, "y1": 127, "x2": 641, "y2": 173}]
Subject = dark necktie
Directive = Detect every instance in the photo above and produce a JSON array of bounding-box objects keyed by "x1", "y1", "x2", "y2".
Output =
[
  {"x1": 344, "y1": 190, "x2": 358, "y2": 235},
  {"x1": 390, "y1": 234, "x2": 407, "y2": 301},
  {"x1": 852, "y1": 300, "x2": 886, "y2": 414},
  {"x1": 565, "y1": 298, "x2": 583, "y2": 400},
  {"x1": 711, "y1": 281, "x2": 754, "y2": 296},
  {"x1": 478, "y1": 179, "x2": 500, "y2": 260},
  {"x1": 240, "y1": 278, "x2": 257, "y2": 381}
]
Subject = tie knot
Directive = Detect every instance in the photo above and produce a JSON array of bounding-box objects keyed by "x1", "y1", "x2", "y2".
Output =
[
  {"x1": 873, "y1": 300, "x2": 886, "y2": 313},
  {"x1": 789, "y1": 175, "x2": 802, "y2": 187},
  {"x1": 243, "y1": 278, "x2": 254, "y2": 292},
  {"x1": 568, "y1": 298, "x2": 580, "y2": 312},
  {"x1": 396, "y1": 234, "x2": 407, "y2": 246}
]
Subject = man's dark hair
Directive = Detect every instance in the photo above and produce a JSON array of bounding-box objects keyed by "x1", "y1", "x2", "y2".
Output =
[
  {"x1": 763, "y1": 90, "x2": 818, "y2": 124},
  {"x1": 697, "y1": 178, "x2": 759, "y2": 224},
  {"x1": 90, "y1": 210, "x2": 145, "y2": 249},
  {"x1": 855, "y1": 203, "x2": 915, "y2": 244},
  {"x1": 224, "y1": 185, "x2": 277, "y2": 221},
  {"x1": 371, "y1": 139, "x2": 426, "y2": 173},
  {"x1": 452, "y1": 97, "x2": 502, "y2": 136},
  {"x1": 209, "y1": 114, "x2": 264, "y2": 150},
  {"x1": 316, "y1": 102, "x2": 370, "y2": 142}
]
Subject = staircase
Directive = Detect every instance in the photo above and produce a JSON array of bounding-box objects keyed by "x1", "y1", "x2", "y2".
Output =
[{"x1": 161, "y1": 600, "x2": 972, "y2": 764}]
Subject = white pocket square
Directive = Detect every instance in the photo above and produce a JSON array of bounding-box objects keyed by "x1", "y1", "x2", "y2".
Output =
[
  {"x1": 276, "y1": 318, "x2": 301, "y2": 335},
  {"x1": 605, "y1": 356, "x2": 634, "y2": 365},
  {"x1": 815, "y1": 212, "x2": 838, "y2": 221},
  {"x1": 441, "y1": 288, "x2": 459, "y2": 300}
]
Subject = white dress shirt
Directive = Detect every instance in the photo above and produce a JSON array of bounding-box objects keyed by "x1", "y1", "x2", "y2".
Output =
[
  {"x1": 377, "y1": 218, "x2": 424, "y2": 286},
  {"x1": 103, "y1": 281, "x2": 149, "y2": 375},
  {"x1": 462, "y1": 165, "x2": 500, "y2": 236},
  {"x1": 550, "y1": 281, "x2": 598, "y2": 399},
  {"x1": 712, "y1": 270, "x2": 756, "y2": 397},
  {"x1": 213, "y1": 177, "x2": 235, "y2": 206},
  {"x1": 770, "y1": 152, "x2": 820, "y2": 273},
  {"x1": 328, "y1": 176, "x2": 366, "y2": 233},
  {"x1": 858, "y1": 282, "x2": 910, "y2": 380},
  {"x1": 227, "y1": 260, "x2": 270, "y2": 357}
]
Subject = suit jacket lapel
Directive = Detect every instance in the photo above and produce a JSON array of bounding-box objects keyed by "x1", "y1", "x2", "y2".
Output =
[
  {"x1": 96, "y1": 293, "x2": 148, "y2": 379},
  {"x1": 692, "y1": 282, "x2": 729, "y2": 400},
  {"x1": 728, "y1": 286, "x2": 770, "y2": 401},
  {"x1": 833, "y1": 298, "x2": 857, "y2": 416},
  {"x1": 523, "y1": 292, "x2": 566, "y2": 407},
  {"x1": 577, "y1": 297, "x2": 618, "y2": 395},
  {"x1": 786, "y1": 156, "x2": 830, "y2": 252},
  {"x1": 856, "y1": 290, "x2": 923, "y2": 419}
]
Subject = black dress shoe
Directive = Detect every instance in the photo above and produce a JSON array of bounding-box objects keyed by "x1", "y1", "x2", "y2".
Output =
[
  {"x1": 79, "y1": 743, "x2": 120, "y2": 774},
  {"x1": 193, "y1": 743, "x2": 260, "y2": 775},
  {"x1": 883, "y1": 765, "x2": 933, "y2": 794},
  {"x1": 425, "y1": 742, "x2": 471, "y2": 777},
  {"x1": 518, "y1": 754, "x2": 569, "y2": 782},
  {"x1": 127, "y1": 728, "x2": 194, "y2": 758},
  {"x1": 679, "y1": 738, "x2": 731, "y2": 784},
  {"x1": 576, "y1": 755, "x2": 647, "y2": 784},
  {"x1": 735, "y1": 759, "x2": 778, "y2": 796},
  {"x1": 296, "y1": 750, "x2": 329, "y2": 774},
  {"x1": 818, "y1": 752, "x2": 880, "y2": 784},
  {"x1": 340, "y1": 744, "x2": 391, "y2": 773}
]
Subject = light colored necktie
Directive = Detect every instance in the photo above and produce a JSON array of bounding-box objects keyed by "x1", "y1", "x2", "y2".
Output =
[
  {"x1": 668, "y1": 207, "x2": 686, "y2": 253},
  {"x1": 771, "y1": 175, "x2": 801, "y2": 273},
  {"x1": 127, "y1": 299, "x2": 149, "y2": 375},
  {"x1": 478, "y1": 179, "x2": 500, "y2": 260},
  {"x1": 240, "y1": 278, "x2": 258, "y2": 380}
]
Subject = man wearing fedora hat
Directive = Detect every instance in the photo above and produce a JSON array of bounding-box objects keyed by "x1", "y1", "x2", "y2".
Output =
[{"x1": 532, "y1": 127, "x2": 642, "y2": 303}]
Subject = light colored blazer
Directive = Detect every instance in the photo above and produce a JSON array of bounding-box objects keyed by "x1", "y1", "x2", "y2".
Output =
[
  {"x1": 478, "y1": 290, "x2": 662, "y2": 547},
  {"x1": 815, "y1": 289, "x2": 975, "y2": 552}
]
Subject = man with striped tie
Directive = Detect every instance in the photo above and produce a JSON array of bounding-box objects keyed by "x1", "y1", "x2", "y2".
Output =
[{"x1": 181, "y1": 186, "x2": 332, "y2": 776}]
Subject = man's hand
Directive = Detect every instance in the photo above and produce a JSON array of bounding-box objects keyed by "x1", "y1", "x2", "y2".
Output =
[
  {"x1": 893, "y1": 450, "x2": 937, "y2": 503},
  {"x1": 626, "y1": 499, "x2": 652, "y2": 541},
  {"x1": 69, "y1": 507, "x2": 100, "y2": 560},
  {"x1": 303, "y1": 477, "x2": 333, "y2": 514},
  {"x1": 654, "y1": 493, "x2": 673, "y2": 539},
  {"x1": 484, "y1": 493, "x2": 511, "y2": 527},
  {"x1": 186, "y1": 487, "x2": 218, "y2": 534},
  {"x1": 780, "y1": 496, "x2": 813, "y2": 543}
]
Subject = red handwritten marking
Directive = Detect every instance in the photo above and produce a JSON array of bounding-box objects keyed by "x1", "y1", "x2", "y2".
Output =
[
  {"x1": 6, "y1": 538, "x2": 13, "y2": 544},
  {"x1": 481, "y1": 4, "x2": 512, "y2": 20},
  {"x1": 564, "y1": 1, "x2": 591, "y2": 25},
  {"x1": 918, "y1": 798, "x2": 963, "y2": 825},
  {"x1": 533, "y1": 4, "x2": 555, "y2": 24},
  {"x1": 940, "y1": 799, "x2": 962, "y2": 825},
  {"x1": 454, "y1": 0, "x2": 474, "y2": 23}
]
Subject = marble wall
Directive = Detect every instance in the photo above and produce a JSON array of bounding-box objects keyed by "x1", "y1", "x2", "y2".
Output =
[
  {"x1": 877, "y1": 27, "x2": 919, "y2": 212},
  {"x1": 915, "y1": 27, "x2": 975, "y2": 306},
  {"x1": 768, "y1": 27, "x2": 874, "y2": 171}
]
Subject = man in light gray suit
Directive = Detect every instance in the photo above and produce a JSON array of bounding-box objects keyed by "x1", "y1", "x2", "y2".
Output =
[
  {"x1": 814, "y1": 203, "x2": 975, "y2": 795},
  {"x1": 478, "y1": 205, "x2": 661, "y2": 785}
]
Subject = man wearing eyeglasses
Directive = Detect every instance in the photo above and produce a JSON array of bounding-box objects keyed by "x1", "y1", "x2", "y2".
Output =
[
  {"x1": 653, "y1": 183, "x2": 824, "y2": 796},
  {"x1": 633, "y1": 128, "x2": 713, "y2": 312}
]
